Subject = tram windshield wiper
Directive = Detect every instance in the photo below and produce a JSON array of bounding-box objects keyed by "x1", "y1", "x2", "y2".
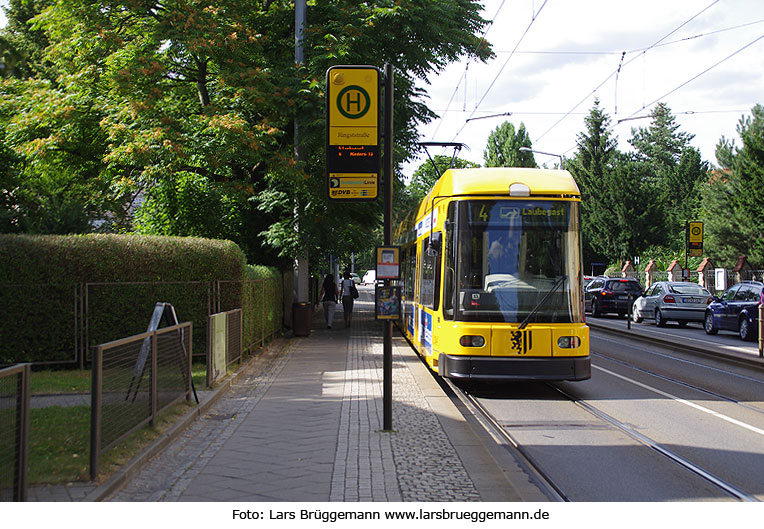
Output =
[{"x1": 518, "y1": 276, "x2": 566, "y2": 330}]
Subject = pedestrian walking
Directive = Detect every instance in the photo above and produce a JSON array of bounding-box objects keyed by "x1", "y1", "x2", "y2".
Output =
[
  {"x1": 319, "y1": 274, "x2": 338, "y2": 329},
  {"x1": 340, "y1": 270, "x2": 357, "y2": 328}
]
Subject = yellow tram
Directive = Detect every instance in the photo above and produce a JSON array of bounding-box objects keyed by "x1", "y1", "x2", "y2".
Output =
[{"x1": 395, "y1": 167, "x2": 590, "y2": 381}]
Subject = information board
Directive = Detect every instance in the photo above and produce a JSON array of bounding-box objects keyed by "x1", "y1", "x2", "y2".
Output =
[
  {"x1": 326, "y1": 66, "x2": 380, "y2": 201},
  {"x1": 376, "y1": 246, "x2": 400, "y2": 280}
]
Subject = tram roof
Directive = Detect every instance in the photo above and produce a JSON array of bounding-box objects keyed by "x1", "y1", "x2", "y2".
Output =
[{"x1": 431, "y1": 167, "x2": 580, "y2": 200}]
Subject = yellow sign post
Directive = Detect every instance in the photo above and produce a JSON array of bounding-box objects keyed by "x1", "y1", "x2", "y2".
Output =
[
  {"x1": 326, "y1": 66, "x2": 380, "y2": 201},
  {"x1": 688, "y1": 221, "x2": 703, "y2": 257}
]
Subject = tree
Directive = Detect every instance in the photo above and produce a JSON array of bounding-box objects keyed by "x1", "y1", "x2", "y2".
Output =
[
  {"x1": 1, "y1": 0, "x2": 493, "y2": 270},
  {"x1": 569, "y1": 100, "x2": 666, "y2": 266},
  {"x1": 567, "y1": 100, "x2": 618, "y2": 266},
  {"x1": 628, "y1": 102, "x2": 706, "y2": 251},
  {"x1": 483, "y1": 121, "x2": 535, "y2": 168},
  {"x1": 406, "y1": 154, "x2": 479, "y2": 204},
  {"x1": 702, "y1": 105, "x2": 764, "y2": 266}
]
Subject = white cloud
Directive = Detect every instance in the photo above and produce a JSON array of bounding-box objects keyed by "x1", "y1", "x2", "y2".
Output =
[{"x1": 409, "y1": 0, "x2": 764, "y2": 172}]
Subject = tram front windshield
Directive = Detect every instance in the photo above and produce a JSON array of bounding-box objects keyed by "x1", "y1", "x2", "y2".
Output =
[{"x1": 447, "y1": 200, "x2": 582, "y2": 323}]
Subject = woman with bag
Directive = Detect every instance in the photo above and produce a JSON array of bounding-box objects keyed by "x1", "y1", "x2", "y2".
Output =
[
  {"x1": 340, "y1": 270, "x2": 357, "y2": 328},
  {"x1": 319, "y1": 274, "x2": 338, "y2": 329}
]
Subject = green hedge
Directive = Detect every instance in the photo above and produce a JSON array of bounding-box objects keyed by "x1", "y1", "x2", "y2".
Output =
[
  {"x1": 0, "y1": 234, "x2": 282, "y2": 365},
  {"x1": 0, "y1": 233, "x2": 245, "y2": 283}
]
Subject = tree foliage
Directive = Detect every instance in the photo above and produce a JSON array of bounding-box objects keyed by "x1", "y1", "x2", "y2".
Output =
[
  {"x1": 702, "y1": 105, "x2": 764, "y2": 266},
  {"x1": 628, "y1": 103, "x2": 707, "y2": 251},
  {"x1": 0, "y1": 0, "x2": 492, "y2": 270},
  {"x1": 483, "y1": 121, "x2": 535, "y2": 168},
  {"x1": 405, "y1": 154, "x2": 479, "y2": 206}
]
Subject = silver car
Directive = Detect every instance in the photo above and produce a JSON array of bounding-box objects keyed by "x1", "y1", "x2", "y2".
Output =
[{"x1": 632, "y1": 281, "x2": 712, "y2": 327}]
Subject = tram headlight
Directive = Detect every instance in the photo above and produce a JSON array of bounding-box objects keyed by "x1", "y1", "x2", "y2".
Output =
[
  {"x1": 557, "y1": 336, "x2": 581, "y2": 349},
  {"x1": 459, "y1": 335, "x2": 485, "y2": 347}
]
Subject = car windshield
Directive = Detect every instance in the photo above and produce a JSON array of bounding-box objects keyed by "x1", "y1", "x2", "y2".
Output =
[
  {"x1": 445, "y1": 200, "x2": 583, "y2": 323},
  {"x1": 668, "y1": 284, "x2": 708, "y2": 295},
  {"x1": 608, "y1": 280, "x2": 642, "y2": 293}
]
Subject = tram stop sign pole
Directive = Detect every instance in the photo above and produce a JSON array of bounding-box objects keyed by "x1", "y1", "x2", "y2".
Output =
[
  {"x1": 326, "y1": 64, "x2": 394, "y2": 430},
  {"x1": 382, "y1": 64, "x2": 394, "y2": 431}
]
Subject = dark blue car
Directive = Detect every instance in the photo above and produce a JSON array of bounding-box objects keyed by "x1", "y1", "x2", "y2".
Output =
[{"x1": 704, "y1": 281, "x2": 763, "y2": 341}]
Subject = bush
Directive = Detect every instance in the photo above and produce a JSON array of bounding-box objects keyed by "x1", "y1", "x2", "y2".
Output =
[{"x1": 0, "y1": 234, "x2": 282, "y2": 365}]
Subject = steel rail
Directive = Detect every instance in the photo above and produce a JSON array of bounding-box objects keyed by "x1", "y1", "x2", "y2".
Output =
[
  {"x1": 550, "y1": 383, "x2": 758, "y2": 502},
  {"x1": 591, "y1": 350, "x2": 764, "y2": 417},
  {"x1": 440, "y1": 377, "x2": 568, "y2": 502}
]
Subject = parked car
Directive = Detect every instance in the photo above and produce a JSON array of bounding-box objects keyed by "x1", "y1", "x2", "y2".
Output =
[
  {"x1": 704, "y1": 280, "x2": 764, "y2": 341},
  {"x1": 632, "y1": 281, "x2": 712, "y2": 327},
  {"x1": 583, "y1": 275, "x2": 595, "y2": 287},
  {"x1": 350, "y1": 272, "x2": 361, "y2": 285},
  {"x1": 585, "y1": 276, "x2": 643, "y2": 317}
]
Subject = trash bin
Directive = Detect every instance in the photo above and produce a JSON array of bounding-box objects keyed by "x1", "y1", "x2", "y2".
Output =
[{"x1": 292, "y1": 302, "x2": 311, "y2": 336}]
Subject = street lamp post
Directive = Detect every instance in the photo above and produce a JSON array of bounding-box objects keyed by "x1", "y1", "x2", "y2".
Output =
[{"x1": 519, "y1": 147, "x2": 564, "y2": 169}]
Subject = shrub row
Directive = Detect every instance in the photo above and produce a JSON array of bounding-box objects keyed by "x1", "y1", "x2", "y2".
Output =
[{"x1": 0, "y1": 234, "x2": 282, "y2": 366}]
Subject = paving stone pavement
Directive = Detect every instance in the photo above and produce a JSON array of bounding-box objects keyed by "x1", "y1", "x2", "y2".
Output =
[{"x1": 32, "y1": 289, "x2": 548, "y2": 502}]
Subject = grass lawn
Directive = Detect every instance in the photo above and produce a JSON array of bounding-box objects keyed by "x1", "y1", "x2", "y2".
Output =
[
  {"x1": 29, "y1": 400, "x2": 197, "y2": 484},
  {"x1": 30, "y1": 363, "x2": 208, "y2": 394},
  {"x1": 27, "y1": 363, "x2": 208, "y2": 484}
]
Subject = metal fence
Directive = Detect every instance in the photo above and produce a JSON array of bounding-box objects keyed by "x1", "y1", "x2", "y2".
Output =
[
  {"x1": 215, "y1": 280, "x2": 282, "y2": 355},
  {"x1": 90, "y1": 322, "x2": 193, "y2": 479},
  {"x1": 1, "y1": 277, "x2": 283, "y2": 369},
  {"x1": 0, "y1": 284, "x2": 80, "y2": 367},
  {"x1": 0, "y1": 364, "x2": 30, "y2": 502},
  {"x1": 608, "y1": 269, "x2": 764, "y2": 293}
]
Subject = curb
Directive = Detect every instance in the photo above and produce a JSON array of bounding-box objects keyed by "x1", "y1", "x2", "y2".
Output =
[{"x1": 587, "y1": 320, "x2": 764, "y2": 370}]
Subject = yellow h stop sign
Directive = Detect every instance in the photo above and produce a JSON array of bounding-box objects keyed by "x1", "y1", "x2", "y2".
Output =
[
  {"x1": 326, "y1": 66, "x2": 380, "y2": 201},
  {"x1": 688, "y1": 221, "x2": 703, "y2": 256}
]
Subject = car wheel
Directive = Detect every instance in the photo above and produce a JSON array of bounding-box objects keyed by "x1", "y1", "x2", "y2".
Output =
[
  {"x1": 632, "y1": 310, "x2": 643, "y2": 323},
  {"x1": 655, "y1": 309, "x2": 666, "y2": 327},
  {"x1": 739, "y1": 317, "x2": 754, "y2": 342},
  {"x1": 704, "y1": 312, "x2": 718, "y2": 335},
  {"x1": 591, "y1": 298, "x2": 601, "y2": 317}
]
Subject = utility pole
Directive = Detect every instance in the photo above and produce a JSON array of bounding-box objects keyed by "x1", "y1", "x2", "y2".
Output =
[{"x1": 294, "y1": 0, "x2": 309, "y2": 306}]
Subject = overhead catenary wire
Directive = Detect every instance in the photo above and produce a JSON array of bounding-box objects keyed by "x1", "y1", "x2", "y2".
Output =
[
  {"x1": 550, "y1": 35, "x2": 764, "y2": 165},
  {"x1": 451, "y1": 0, "x2": 550, "y2": 142},
  {"x1": 625, "y1": 33, "x2": 764, "y2": 119},
  {"x1": 429, "y1": 0, "x2": 508, "y2": 141},
  {"x1": 532, "y1": 0, "x2": 722, "y2": 145},
  {"x1": 416, "y1": 0, "x2": 757, "y2": 172}
]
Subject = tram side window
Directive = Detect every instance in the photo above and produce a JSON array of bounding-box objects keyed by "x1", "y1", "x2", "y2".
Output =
[
  {"x1": 420, "y1": 237, "x2": 441, "y2": 311},
  {"x1": 403, "y1": 247, "x2": 415, "y2": 299},
  {"x1": 443, "y1": 204, "x2": 456, "y2": 320}
]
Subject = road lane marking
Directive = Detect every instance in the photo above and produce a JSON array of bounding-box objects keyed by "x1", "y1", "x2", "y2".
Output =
[{"x1": 594, "y1": 365, "x2": 764, "y2": 438}]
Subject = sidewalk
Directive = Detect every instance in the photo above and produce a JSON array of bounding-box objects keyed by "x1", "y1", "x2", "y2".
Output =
[{"x1": 31, "y1": 291, "x2": 549, "y2": 502}]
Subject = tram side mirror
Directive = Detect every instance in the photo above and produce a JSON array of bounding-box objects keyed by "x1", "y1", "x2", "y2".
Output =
[{"x1": 428, "y1": 231, "x2": 442, "y2": 256}]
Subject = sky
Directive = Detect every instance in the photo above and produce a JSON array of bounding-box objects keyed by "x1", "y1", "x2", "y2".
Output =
[
  {"x1": 2, "y1": 1, "x2": 762, "y2": 171},
  {"x1": 409, "y1": 0, "x2": 764, "y2": 171}
]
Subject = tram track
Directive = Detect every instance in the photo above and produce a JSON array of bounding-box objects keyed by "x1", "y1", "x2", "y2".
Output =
[
  {"x1": 440, "y1": 376, "x2": 569, "y2": 502},
  {"x1": 403, "y1": 321, "x2": 764, "y2": 500},
  {"x1": 548, "y1": 382, "x2": 758, "y2": 502},
  {"x1": 591, "y1": 350, "x2": 764, "y2": 417},
  {"x1": 443, "y1": 370, "x2": 760, "y2": 502}
]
